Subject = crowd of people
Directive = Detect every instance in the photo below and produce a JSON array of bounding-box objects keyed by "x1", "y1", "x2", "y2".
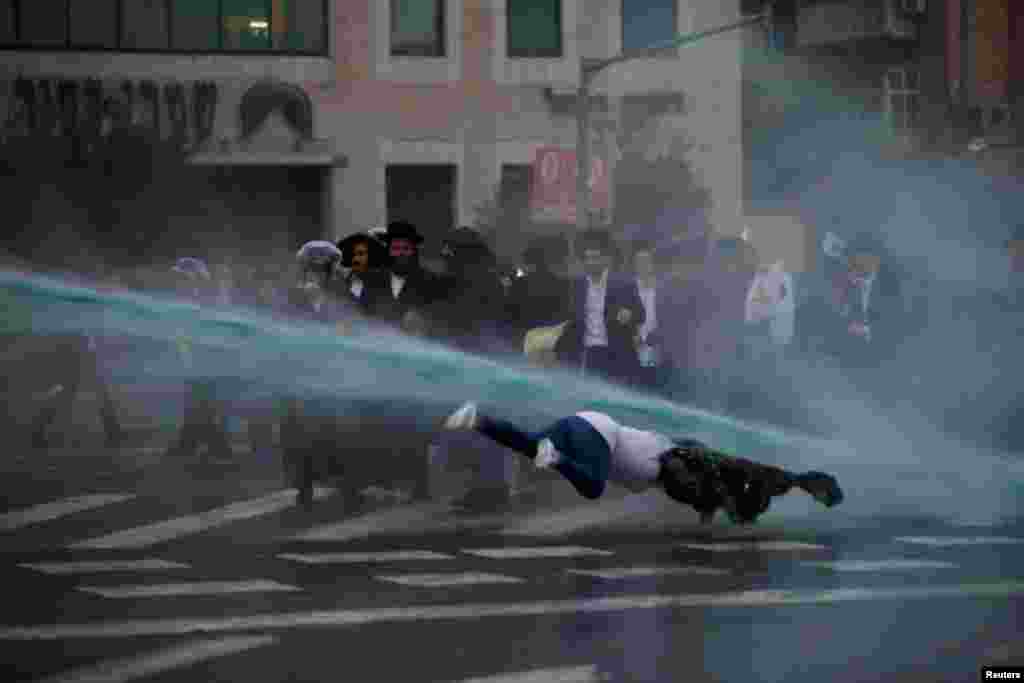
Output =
[{"x1": 9, "y1": 217, "x2": 1022, "y2": 509}]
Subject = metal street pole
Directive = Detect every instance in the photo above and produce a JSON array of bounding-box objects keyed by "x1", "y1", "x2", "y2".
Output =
[{"x1": 575, "y1": 12, "x2": 768, "y2": 233}]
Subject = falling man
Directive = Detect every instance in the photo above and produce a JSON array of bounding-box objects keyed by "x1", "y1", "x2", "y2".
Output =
[{"x1": 443, "y1": 402, "x2": 844, "y2": 524}]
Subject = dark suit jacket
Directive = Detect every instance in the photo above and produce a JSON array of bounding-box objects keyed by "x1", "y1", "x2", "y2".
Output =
[
  {"x1": 555, "y1": 272, "x2": 645, "y2": 368},
  {"x1": 363, "y1": 268, "x2": 444, "y2": 326},
  {"x1": 797, "y1": 270, "x2": 907, "y2": 369},
  {"x1": 330, "y1": 269, "x2": 386, "y2": 315}
]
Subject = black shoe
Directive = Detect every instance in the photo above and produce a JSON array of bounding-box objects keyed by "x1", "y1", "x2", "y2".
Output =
[{"x1": 797, "y1": 472, "x2": 844, "y2": 507}]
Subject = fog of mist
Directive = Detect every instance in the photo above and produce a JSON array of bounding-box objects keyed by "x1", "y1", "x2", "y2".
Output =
[{"x1": 3, "y1": 264, "x2": 1022, "y2": 527}]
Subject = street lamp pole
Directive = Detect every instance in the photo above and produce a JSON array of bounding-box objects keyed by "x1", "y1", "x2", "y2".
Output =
[{"x1": 575, "y1": 12, "x2": 769, "y2": 232}]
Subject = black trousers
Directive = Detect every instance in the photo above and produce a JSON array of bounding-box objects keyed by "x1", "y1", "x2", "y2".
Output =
[
  {"x1": 31, "y1": 337, "x2": 121, "y2": 446},
  {"x1": 171, "y1": 380, "x2": 232, "y2": 457}
]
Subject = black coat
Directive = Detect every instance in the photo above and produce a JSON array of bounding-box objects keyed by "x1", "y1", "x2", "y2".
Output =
[
  {"x1": 505, "y1": 269, "x2": 572, "y2": 336},
  {"x1": 430, "y1": 269, "x2": 507, "y2": 352},
  {"x1": 363, "y1": 267, "x2": 445, "y2": 326},
  {"x1": 555, "y1": 272, "x2": 645, "y2": 370}
]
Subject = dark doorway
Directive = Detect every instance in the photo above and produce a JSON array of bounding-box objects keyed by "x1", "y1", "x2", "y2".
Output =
[
  {"x1": 386, "y1": 164, "x2": 456, "y2": 262},
  {"x1": 186, "y1": 165, "x2": 325, "y2": 263}
]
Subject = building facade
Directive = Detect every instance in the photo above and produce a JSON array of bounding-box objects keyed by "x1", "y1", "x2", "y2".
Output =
[
  {"x1": 1, "y1": 1, "x2": 746, "y2": 268},
  {"x1": 740, "y1": 0, "x2": 1023, "y2": 270}
]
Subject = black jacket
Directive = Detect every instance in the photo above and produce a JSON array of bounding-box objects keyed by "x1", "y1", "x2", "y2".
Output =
[
  {"x1": 555, "y1": 272, "x2": 645, "y2": 368},
  {"x1": 363, "y1": 267, "x2": 445, "y2": 326}
]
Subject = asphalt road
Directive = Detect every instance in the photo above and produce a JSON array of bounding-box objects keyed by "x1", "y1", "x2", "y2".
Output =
[{"x1": 1, "y1": 443, "x2": 1022, "y2": 683}]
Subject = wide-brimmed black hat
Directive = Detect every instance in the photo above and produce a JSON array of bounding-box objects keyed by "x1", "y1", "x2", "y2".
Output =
[
  {"x1": 382, "y1": 220, "x2": 425, "y2": 245},
  {"x1": 337, "y1": 232, "x2": 388, "y2": 268}
]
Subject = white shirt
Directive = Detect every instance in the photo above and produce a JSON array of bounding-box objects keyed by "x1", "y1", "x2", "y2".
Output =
[
  {"x1": 637, "y1": 280, "x2": 657, "y2": 342},
  {"x1": 583, "y1": 269, "x2": 610, "y2": 348},
  {"x1": 576, "y1": 411, "x2": 675, "y2": 493},
  {"x1": 745, "y1": 264, "x2": 796, "y2": 345},
  {"x1": 391, "y1": 274, "x2": 406, "y2": 300},
  {"x1": 350, "y1": 277, "x2": 364, "y2": 300}
]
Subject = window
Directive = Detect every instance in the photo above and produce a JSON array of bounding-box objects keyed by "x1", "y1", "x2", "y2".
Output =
[
  {"x1": 121, "y1": 0, "x2": 170, "y2": 49},
  {"x1": 0, "y1": 1, "x2": 16, "y2": 43},
  {"x1": 69, "y1": 0, "x2": 117, "y2": 48},
  {"x1": 171, "y1": 0, "x2": 220, "y2": 49},
  {"x1": 390, "y1": 0, "x2": 444, "y2": 57},
  {"x1": 885, "y1": 67, "x2": 920, "y2": 135},
  {"x1": 622, "y1": 0, "x2": 676, "y2": 54},
  {"x1": 223, "y1": 0, "x2": 271, "y2": 50},
  {"x1": 1, "y1": 0, "x2": 326, "y2": 54},
  {"x1": 277, "y1": 0, "x2": 326, "y2": 54},
  {"x1": 386, "y1": 164, "x2": 456, "y2": 254},
  {"x1": 19, "y1": 0, "x2": 67, "y2": 46},
  {"x1": 507, "y1": 0, "x2": 561, "y2": 58}
]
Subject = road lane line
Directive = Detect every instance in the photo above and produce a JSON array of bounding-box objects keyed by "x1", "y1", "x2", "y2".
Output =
[
  {"x1": 802, "y1": 559, "x2": 958, "y2": 572},
  {"x1": 0, "y1": 494, "x2": 135, "y2": 531},
  {"x1": 5, "y1": 582, "x2": 1022, "y2": 640},
  {"x1": 69, "y1": 487, "x2": 335, "y2": 549},
  {"x1": 458, "y1": 665, "x2": 600, "y2": 682},
  {"x1": 376, "y1": 573, "x2": 524, "y2": 587},
  {"x1": 36, "y1": 635, "x2": 276, "y2": 683},
  {"x1": 567, "y1": 566, "x2": 730, "y2": 579},
  {"x1": 77, "y1": 580, "x2": 300, "y2": 599},
  {"x1": 894, "y1": 536, "x2": 1024, "y2": 547},
  {"x1": 19, "y1": 559, "x2": 190, "y2": 575},
  {"x1": 279, "y1": 551, "x2": 455, "y2": 564},
  {"x1": 292, "y1": 501, "x2": 505, "y2": 542},
  {"x1": 463, "y1": 546, "x2": 613, "y2": 559},
  {"x1": 678, "y1": 542, "x2": 829, "y2": 552}
]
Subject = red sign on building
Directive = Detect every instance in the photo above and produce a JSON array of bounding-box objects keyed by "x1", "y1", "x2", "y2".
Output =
[{"x1": 529, "y1": 147, "x2": 610, "y2": 224}]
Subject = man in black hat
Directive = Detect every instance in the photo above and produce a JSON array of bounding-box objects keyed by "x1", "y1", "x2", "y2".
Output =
[
  {"x1": 364, "y1": 220, "x2": 443, "y2": 333},
  {"x1": 555, "y1": 229, "x2": 644, "y2": 384}
]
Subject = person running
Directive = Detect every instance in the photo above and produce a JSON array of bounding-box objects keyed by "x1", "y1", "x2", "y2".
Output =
[{"x1": 442, "y1": 402, "x2": 843, "y2": 524}]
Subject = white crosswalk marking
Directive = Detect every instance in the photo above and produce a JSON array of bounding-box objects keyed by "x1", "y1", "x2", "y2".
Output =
[
  {"x1": 0, "y1": 494, "x2": 134, "y2": 531},
  {"x1": 802, "y1": 561, "x2": 962, "y2": 573},
  {"x1": 19, "y1": 559, "x2": 191, "y2": 575},
  {"x1": 4, "y1": 582, "x2": 1023, "y2": 640},
  {"x1": 78, "y1": 580, "x2": 301, "y2": 599},
  {"x1": 36, "y1": 635, "x2": 277, "y2": 683},
  {"x1": 69, "y1": 487, "x2": 335, "y2": 549},
  {"x1": 463, "y1": 546, "x2": 613, "y2": 559},
  {"x1": 458, "y1": 665, "x2": 601, "y2": 683},
  {"x1": 679, "y1": 542, "x2": 829, "y2": 552},
  {"x1": 376, "y1": 573, "x2": 524, "y2": 587},
  {"x1": 567, "y1": 566, "x2": 730, "y2": 580},
  {"x1": 802, "y1": 560, "x2": 958, "y2": 572},
  {"x1": 279, "y1": 551, "x2": 455, "y2": 564},
  {"x1": 293, "y1": 501, "x2": 506, "y2": 542},
  {"x1": 895, "y1": 536, "x2": 1024, "y2": 547}
]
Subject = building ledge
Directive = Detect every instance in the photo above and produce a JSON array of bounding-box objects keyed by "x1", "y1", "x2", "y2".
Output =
[{"x1": 187, "y1": 150, "x2": 347, "y2": 166}]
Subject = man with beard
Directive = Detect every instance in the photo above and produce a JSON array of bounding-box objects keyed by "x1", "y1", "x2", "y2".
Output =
[{"x1": 364, "y1": 221, "x2": 443, "y2": 335}]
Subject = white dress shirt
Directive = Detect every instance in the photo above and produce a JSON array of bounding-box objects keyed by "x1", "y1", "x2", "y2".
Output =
[
  {"x1": 350, "y1": 277, "x2": 364, "y2": 300},
  {"x1": 637, "y1": 280, "x2": 657, "y2": 342},
  {"x1": 391, "y1": 274, "x2": 406, "y2": 300},
  {"x1": 583, "y1": 269, "x2": 610, "y2": 348}
]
